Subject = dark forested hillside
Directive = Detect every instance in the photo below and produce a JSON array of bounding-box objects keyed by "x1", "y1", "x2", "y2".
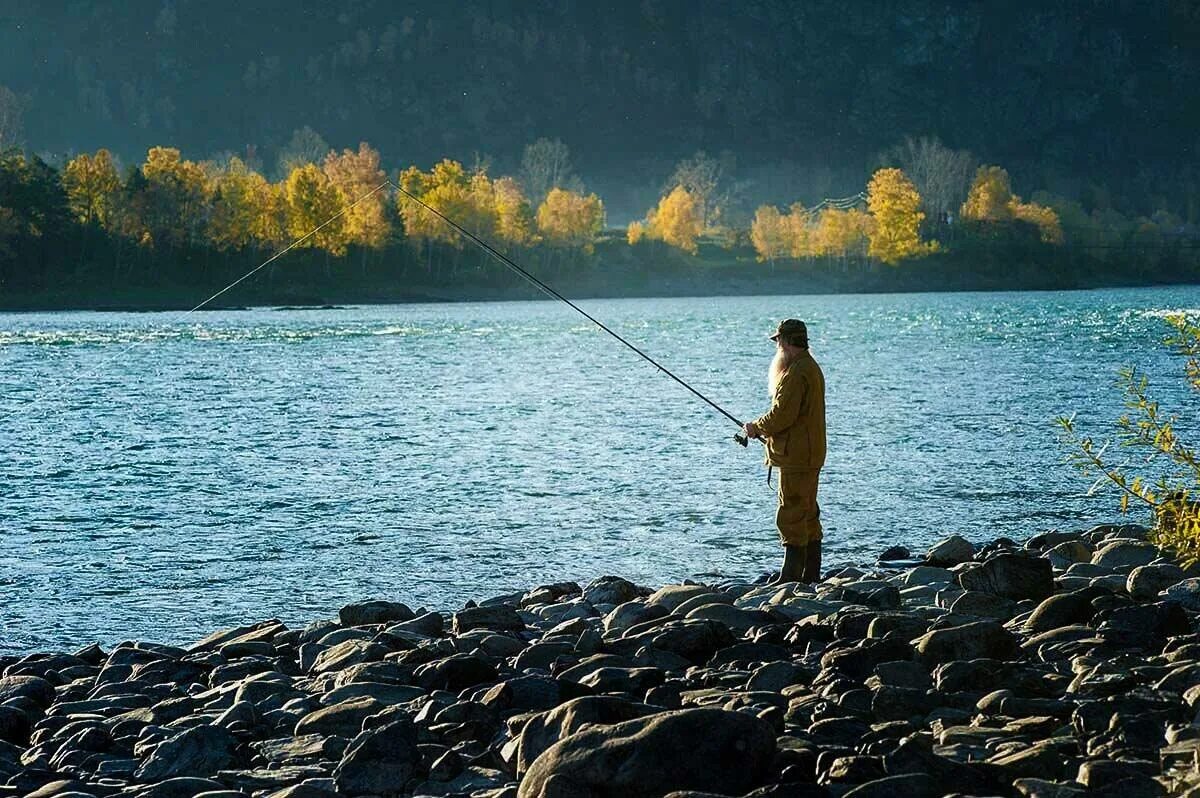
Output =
[{"x1": 2, "y1": 1, "x2": 1199, "y2": 220}]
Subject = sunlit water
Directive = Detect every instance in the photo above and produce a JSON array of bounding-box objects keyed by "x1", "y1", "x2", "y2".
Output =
[{"x1": 3, "y1": 287, "x2": 1199, "y2": 653}]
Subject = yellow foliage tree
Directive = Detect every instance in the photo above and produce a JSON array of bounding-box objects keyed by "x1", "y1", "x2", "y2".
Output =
[
  {"x1": 491, "y1": 176, "x2": 534, "y2": 246},
  {"x1": 627, "y1": 220, "x2": 646, "y2": 245},
  {"x1": 1010, "y1": 198, "x2": 1064, "y2": 244},
  {"x1": 866, "y1": 167, "x2": 934, "y2": 264},
  {"x1": 785, "y1": 203, "x2": 816, "y2": 258},
  {"x1": 963, "y1": 165, "x2": 1063, "y2": 243},
  {"x1": 207, "y1": 157, "x2": 282, "y2": 251},
  {"x1": 139, "y1": 146, "x2": 210, "y2": 247},
  {"x1": 750, "y1": 206, "x2": 789, "y2": 261},
  {"x1": 646, "y1": 186, "x2": 702, "y2": 254},
  {"x1": 322, "y1": 142, "x2": 389, "y2": 249},
  {"x1": 812, "y1": 207, "x2": 871, "y2": 257},
  {"x1": 284, "y1": 163, "x2": 349, "y2": 255},
  {"x1": 536, "y1": 188, "x2": 604, "y2": 252},
  {"x1": 62, "y1": 149, "x2": 121, "y2": 227},
  {"x1": 398, "y1": 160, "x2": 498, "y2": 248},
  {"x1": 961, "y1": 166, "x2": 1015, "y2": 221}
]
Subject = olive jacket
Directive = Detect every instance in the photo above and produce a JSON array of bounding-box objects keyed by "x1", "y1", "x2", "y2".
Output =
[{"x1": 754, "y1": 350, "x2": 826, "y2": 469}]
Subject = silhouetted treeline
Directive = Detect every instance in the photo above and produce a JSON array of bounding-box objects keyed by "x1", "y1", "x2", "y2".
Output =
[{"x1": 4, "y1": 1, "x2": 1200, "y2": 223}]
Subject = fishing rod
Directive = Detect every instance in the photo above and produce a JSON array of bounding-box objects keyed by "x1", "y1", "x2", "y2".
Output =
[{"x1": 390, "y1": 180, "x2": 752, "y2": 447}]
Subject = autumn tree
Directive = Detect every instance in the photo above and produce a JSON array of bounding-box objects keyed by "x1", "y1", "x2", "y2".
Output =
[
  {"x1": 812, "y1": 207, "x2": 871, "y2": 258},
  {"x1": 627, "y1": 220, "x2": 647, "y2": 245},
  {"x1": 62, "y1": 149, "x2": 121, "y2": 227},
  {"x1": 785, "y1": 204, "x2": 816, "y2": 258},
  {"x1": 665, "y1": 150, "x2": 733, "y2": 231},
  {"x1": 750, "y1": 205, "x2": 789, "y2": 261},
  {"x1": 398, "y1": 159, "x2": 497, "y2": 248},
  {"x1": 866, "y1": 168, "x2": 934, "y2": 264},
  {"x1": 645, "y1": 186, "x2": 702, "y2": 254},
  {"x1": 887, "y1": 136, "x2": 975, "y2": 219},
  {"x1": 536, "y1": 187, "x2": 604, "y2": 252},
  {"x1": 322, "y1": 142, "x2": 389, "y2": 248},
  {"x1": 207, "y1": 157, "x2": 282, "y2": 250},
  {"x1": 520, "y1": 138, "x2": 576, "y2": 204},
  {"x1": 137, "y1": 147, "x2": 210, "y2": 248},
  {"x1": 962, "y1": 166, "x2": 1063, "y2": 243},
  {"x1": 961, "y1": 166, "x2": 1015, "y2": 222},
  {"x1": 491, "y1": 176, "x2": 534, "y2": 246},
  {"x1": 284, "y1": 162, "x2": 348, "y2": 255}
]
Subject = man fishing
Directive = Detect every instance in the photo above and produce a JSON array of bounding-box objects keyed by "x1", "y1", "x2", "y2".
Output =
[{"x1": 742, "y1": 319, "x2": 827, "y2": 584}]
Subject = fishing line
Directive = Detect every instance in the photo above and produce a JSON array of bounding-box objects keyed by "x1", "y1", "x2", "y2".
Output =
[
  {"x1": 390, "y1": 180, "x2": 752, "y2": 443},
  {"x1": 1, "y1": 181, "x2": 392, "y2": 419}
]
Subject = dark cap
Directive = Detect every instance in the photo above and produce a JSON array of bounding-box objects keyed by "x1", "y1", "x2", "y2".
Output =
[{"x1": 769, "y1": 318, "x2": 808, "y2": 343}]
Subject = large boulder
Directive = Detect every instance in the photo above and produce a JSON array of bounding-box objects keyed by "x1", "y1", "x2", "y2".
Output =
[
  {"x1": 134, "y1": 725, "x2": 238, "y2": 781},
  {"x1": 584, "y1": 576, "x2": 645, "y2": 607},
  {"x1": 452, "y1": 605, "x2": 524, "y2": 634},
  {"x1": 1126, "y1": 563, "x2": 1184, "y2": 601},
  {"x1": 926, "y1": 535, "x2": 975, "y2": 566},
  {"x1": 1091, "y1": 541, "x2": 1160, "y2": 570},
  {"x1": 332, "y1": 719, "x2": 419, "y2": 795},
  {"x1": 914, "y1": 621, "x2": 1018, "y2": 666},
  {"x1": 338, "y1": 600, "x2": 415, "y2": 626},
  {"x1": 957, "y1": 554, "x2": 1053, "y2": 601},
  {"x1": 1024, "y1": 589, "x2": 1102, "y2": 634},
  {"x1": 517, "y1": 696, "x2": 657, "y2": 776},
  {"x1": 518, "y1": 708, "x2": 775, "y2": 798}
]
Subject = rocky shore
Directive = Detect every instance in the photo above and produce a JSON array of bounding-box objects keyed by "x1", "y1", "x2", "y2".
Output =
[{"x1": 5, "y1": 524, "x2": 1200, "y2": 798}]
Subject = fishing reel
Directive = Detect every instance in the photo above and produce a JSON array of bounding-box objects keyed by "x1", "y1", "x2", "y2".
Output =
[{"x1": 734, "y1": 432, "x2": 749, "y2": 447}]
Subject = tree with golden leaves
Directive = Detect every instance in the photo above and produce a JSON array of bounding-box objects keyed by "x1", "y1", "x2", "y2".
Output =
[
  {"x1": 284, "y1": 163, "x2": 348, "y2": 256},
  {"x1": 62, "y1": 149, "x2": 121, "y2": 228},
  {"x1": 960, "y1": 166, "x2": 1014, "y2": 221},
  {"x1": 866, "y1": 168, "x2": 934, "y2": 264},
  {"x1": 812, "y1": 207, "x2": 871, "y2": 258},
  {"x1": 139, "y1": 146, "x2": 210, "y2": 248},
  {"x1": 207, "y1": 157, "x2": 282, "y2": 251},
  {"x1": 627, "y1": 220, "x2": 647, "y2": 246},
  {"x1": 491, "y1": 176, "x2": 534, "y2": 246},
  {"x1": 398, "y1": 159, "x2": 497, "y2": 248},
  {"x1": 647, "y1": 186, "x2": 702, "y2": 254},
  {"x1": 322, "y1": 142, "x2": 389, "y2": 249},
  {"x1": 536, "y1": 188, "x2": 604, "y2": 252},
  {"x1": 784, "y1": 203, "x2": 816, "y2": 259},
  {"x1": 962, "y1": 165, "x2": 1062, "y2": 243},
  {"x1": 750, "y1": 205, "x2": 789, "y2": 262}
]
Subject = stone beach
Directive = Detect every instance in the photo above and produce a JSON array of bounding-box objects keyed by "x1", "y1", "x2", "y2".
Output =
[{"x1": 5, "y1": 524, "x2": 1200, "y2": 797}]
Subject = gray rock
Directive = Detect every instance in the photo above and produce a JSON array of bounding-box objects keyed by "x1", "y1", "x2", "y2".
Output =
[
  {"x1": 388, "y1": 611, "x2": 444, "y2": 637},
  {"x1": 1162, "y1": 578, "x2": 1200, "y2": 611},
  {"x1": 1047, "y1": 541, "x2": 1094, "y2": 571},
  {"x1": 926, "y1": 535, "x2": 975, "y2": 566},
  {"x1": 914, "y1": 621, "x2": 1018, "y2": 665},
  {"x1": 1127, "y1": 563, "x2": 1185, "y2": 600},
  {"x1": 583, "y1": 576, "x2": 644, "y2": 606},
  {"x1": 645, "y1": 585, "x2": 716, "y2": 612},
  {"x1": 309, "y1": 639, "x2": 388, "y2": 674},
  {"x1": 1024, "y1": 589, "x2": 1101, "y2": 634},
  {"x1": 958, "y1": 554, "x2": 1054, "y2": 601},
  {"x1": 683, "y1": 603, "x2": 771, "y2": 633},
  {"x1": 0, "y1": 675, "x2": 56, "y2": 708},
  {"x1": 294, "y1": 697, "x2": 384, "y2": 738},
  {"x1": 516, "y1": 696, "x2": 658, "y2": 776},
  {"x1": 603, "y1": 602, "x2": 668, "y2": 635},
  {"x1": 950, "y1": 590, "x2": 1017, "y2": 619},
  {"x1": 452, "y1": 606, "x2": 524, "y2": 634},
  {"x1": 1091, "y1": 540, "x2": 1160, "y2": 570},
  {"x1": 338, "y1": 600, "x2": 414, "y2": 626},
  {"x1": 128, "y1": 778, "x2": 230, "y2": 798},
  {"x1": 135, "y1": 725, "x2": 238, "y2": 781},
  {"x1": 518, "y1": 708, "x2": 775, "y2": 798},
  {"x1": 843, "y1": 773, "x2": 940, "y2": 798},
  {"x1": 332, "y1": 719, "x2": 418, "y2": 795},
  {"x1": 1013, "y1": 778, "x2": 1087, "y2": 798}
]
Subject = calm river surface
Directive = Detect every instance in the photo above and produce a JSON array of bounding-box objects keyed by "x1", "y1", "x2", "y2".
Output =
[{"x1": 3, "y1": 287, "x2": 1199, "y2": 653}]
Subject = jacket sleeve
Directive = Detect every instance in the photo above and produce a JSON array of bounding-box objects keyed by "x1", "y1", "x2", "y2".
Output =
[{"x1": 754, "y1": 371, "x2": 807, "y2": 436}]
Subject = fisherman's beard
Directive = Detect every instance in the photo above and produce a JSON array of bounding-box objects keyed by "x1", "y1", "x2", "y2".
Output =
[{"x1": 768, "y1": 348, "x2": 791, "y2": 396}]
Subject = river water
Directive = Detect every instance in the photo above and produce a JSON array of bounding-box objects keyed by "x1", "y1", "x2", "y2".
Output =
[{"x1": 2, "y1": 287, "x2": 1198, "y2": 653}]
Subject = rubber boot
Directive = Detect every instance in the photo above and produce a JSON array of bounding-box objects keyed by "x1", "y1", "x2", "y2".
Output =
[
  {"x1": 770, "y1": 543, "x2": 808, "y2": 584},
  {"x1": 803, "y1": 540, "x2": 822, "y2": 584}
]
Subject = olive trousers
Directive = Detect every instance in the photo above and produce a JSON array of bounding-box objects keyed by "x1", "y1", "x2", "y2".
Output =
[{"x1": 775, "y1": 467, "x2": 823, "y2": 547}]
